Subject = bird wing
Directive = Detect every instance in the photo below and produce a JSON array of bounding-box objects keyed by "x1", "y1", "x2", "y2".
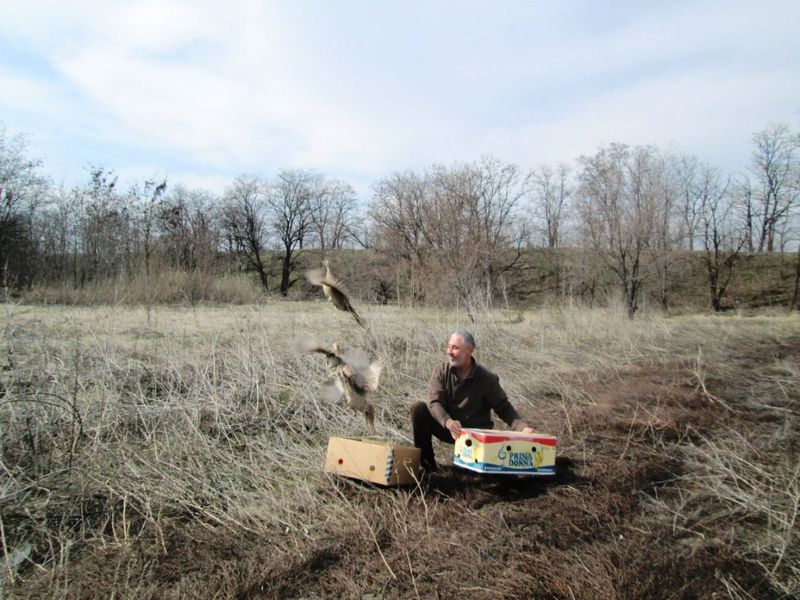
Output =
[
  {"x1": 307, "y1": 267, "x2": 350, "y2": 297},
  {"x1": 295, "y1": 336, "x2": 341, "y2": 363},
  {"x1": 340, "y1": 347, "x2": 371, "y2": 371},
  {"x1": 340, "y1": 348, "x2": 383, "y2": 393},
  {"x1": 320, "y1": 375, "x2": 345, "y2": 403},
  {"x1": 327, "y1": 285, "x2": 366, "y2": 328},
  {"x1": 308, "y1": 266, "x2": 367, "y2": 329},
  {"x1": 304, "y1": 267, "x2": 326, "y2": 286},
  {"x1": 322, "y1": 369, "x2": 375, "y2": 427},
  {"x1": 352, "y1": 361, "x2": 382, "y2": 393},
  {"x1": 326, "y1": 284, "x2": 363, "y2": 319}
]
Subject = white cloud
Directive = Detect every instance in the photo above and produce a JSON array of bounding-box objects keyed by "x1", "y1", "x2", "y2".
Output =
[
  {"x1": 0, "y1": 0, "x2": 798, "y2": 192},
  {"x1": 479, "y1": 62, "x2": 799, "y2": 172}
]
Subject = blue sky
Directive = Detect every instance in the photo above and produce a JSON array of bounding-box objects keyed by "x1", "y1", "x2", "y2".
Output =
[{"x1": 1, "y1": 1, "x2": 798, "y2": 198}]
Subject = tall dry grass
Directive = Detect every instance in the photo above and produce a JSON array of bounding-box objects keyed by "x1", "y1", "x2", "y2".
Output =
[
  {"x1": 22, "y1": 270, "x2": 267, "y2": 306},
  {"x1": 0, "y1": 298, "x2": 798, "y2": 597}
]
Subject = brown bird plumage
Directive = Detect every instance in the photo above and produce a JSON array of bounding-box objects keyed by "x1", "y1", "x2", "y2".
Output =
[
  {"x1": 305, "y1": 260, "x2": 366, "y2": 328},
  {"x1": 300, "y1": 338, "x2": 381, "y2": 429}
]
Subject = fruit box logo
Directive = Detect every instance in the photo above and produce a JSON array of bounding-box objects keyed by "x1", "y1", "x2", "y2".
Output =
[{"x1": 497, "y1": 446, "x2": 539, "y2": 468}]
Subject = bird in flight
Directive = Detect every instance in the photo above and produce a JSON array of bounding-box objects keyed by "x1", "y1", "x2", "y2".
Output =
[
  {"x1": 305, "y1": 260, "x2": 366, "y2": 328},
  {"x1": 299, "y1": 338, "x2": 382, "y2": 429}
]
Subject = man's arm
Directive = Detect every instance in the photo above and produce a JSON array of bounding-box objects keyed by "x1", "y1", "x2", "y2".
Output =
[
  {"x1": 427, "y1": 364, "x2": 465, "y2": 439},
  {"x1": 426, "y1": 363, "x2": 452, "y2": 428},
  {"x1": 487, "y1": 374, "x2": 531, "y2": 432}
]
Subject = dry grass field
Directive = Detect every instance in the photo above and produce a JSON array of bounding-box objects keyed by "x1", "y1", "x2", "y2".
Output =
[{"x1": 1, "y1": 299, "x2": 798, "y2": 599}]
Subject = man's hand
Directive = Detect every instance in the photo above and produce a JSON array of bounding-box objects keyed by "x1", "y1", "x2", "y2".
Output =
[{"x1": 445, "y1": 418, "x2": 462, "y2": 440}]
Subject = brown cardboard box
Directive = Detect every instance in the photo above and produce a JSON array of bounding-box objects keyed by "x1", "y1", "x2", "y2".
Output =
[{"x1": 324, "y1": 436, "x2": 421, "y2": 485}]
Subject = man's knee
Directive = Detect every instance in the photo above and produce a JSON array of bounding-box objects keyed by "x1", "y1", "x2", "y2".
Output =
[{"x1": 410, "y1": 401, "x2": 429, "y2": 422}]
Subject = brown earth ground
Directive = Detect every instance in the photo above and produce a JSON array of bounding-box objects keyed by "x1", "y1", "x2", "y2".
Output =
[{"x1": 13, "y1": 332, "x2": 798, "y2": 599}]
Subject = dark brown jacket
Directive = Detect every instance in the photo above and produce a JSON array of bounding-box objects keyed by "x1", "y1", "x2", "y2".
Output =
[{"x1": 426, "y1": 359, "x2": 527, "y2": 431}]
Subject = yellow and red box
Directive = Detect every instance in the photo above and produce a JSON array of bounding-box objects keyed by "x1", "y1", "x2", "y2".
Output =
[{"x1": 453, "y1": 428, "x2": 557, "y2": 475}]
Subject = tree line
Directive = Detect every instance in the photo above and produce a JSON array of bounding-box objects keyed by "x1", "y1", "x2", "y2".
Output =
[{"x1": 1, "y1": 121, "x2": 798, "y2": 316}]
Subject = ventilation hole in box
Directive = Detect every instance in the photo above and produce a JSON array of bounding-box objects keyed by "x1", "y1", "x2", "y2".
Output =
[
  {"x1": 369, "y1": 465, "x2": 375, "y2": 471},
  {"x1": 465, "y1": 439, "x2": 472, "y2": 447},
  {"x1": 506, "y1": 445, "x2": 512, "y2": 451},
  {"x1": 531, "y1": 446, "x2": 537, "y2": 454},
  {"x1": 338, "y1": 458, "x2": 344, "y2": 465}
]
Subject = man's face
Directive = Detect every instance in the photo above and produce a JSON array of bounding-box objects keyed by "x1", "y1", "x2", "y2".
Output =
[{"x1": 447, "y1": 334, "x2": 474, "y2": 370}]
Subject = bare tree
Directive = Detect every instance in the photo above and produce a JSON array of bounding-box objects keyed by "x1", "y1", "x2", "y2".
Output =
[
  {"x1": 75, "y1": 167, "x2": 139, "y2": 285},
  {"x1": 159, "y1": 185, "x2": 220, "y2": 272},
  {"x1": 673, "y1": 154, "x2": 703, "y2": 250},
  {"x1": 0, "y1": 127, "x2": 47, "y2": 223},
  {"x1": 369, "y1": 170, "x2": 430, "y2": 304},
  {"x1": 435, "y1": 156, "x2": 530, "y2": 318},
  {"x1": 369, "y1": 157, "x2": 528, "y2": 317},
  {"x1": 369, "y1": 171, "x2": 429, "y2": 262},
  {"x1": 309, "y1": 178, "x2": 358, "y2": 256},
  {"x1": 531, "y1": 163, "x2": 571, "y2": 249},
  {"x1": 577, "y1": 144, "x2": 669, "y2": 318},
  {"x1": 129, "y1": 178, "x2": 168, "y2": 279},
  {"x1": 749, "y1": 122, "x2": 800, "y2": 252},
  {"x1": 33, "y1": 185, "x2": 72, "y2": 284},
  {"x1": 790, "y1": 243, "x2": 800, "y2": 312},
  {"x1": 649, "y1": 152, "x2": 678, "y2": 309},
  {"x1": 697, "y1": 167, "x2": 745, "y2": 311},
  {"x1": 0, "y1": 126, "x2": 48, "y2": 288},
  {"x1": 737, "y1": 176, "x2": 756, "y2": 252},
  {"x1": 126, "y1": 178, "x2": 166, "y2": 319},
  {"x1": 266, "y1": 169, "x2": 317, "y2": 296},
  {"x1": 221, "y1": 175, "x2": 270, "y2": 291}
]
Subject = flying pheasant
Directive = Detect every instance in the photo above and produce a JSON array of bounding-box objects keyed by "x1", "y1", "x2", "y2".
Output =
[
  {"x1": 300, "y1": 339, "x2": 382, "y2": 429},
  {"x1": 305, "y1": 260, "x2": 366, "y2": 328}
]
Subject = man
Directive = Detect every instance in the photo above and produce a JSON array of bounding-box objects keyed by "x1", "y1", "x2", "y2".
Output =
[{"x1": 410, "y1": 330, "x2": 534, "y2": 472}]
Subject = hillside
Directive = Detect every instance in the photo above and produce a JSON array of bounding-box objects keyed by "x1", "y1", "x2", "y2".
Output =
[
  {"x1": 299, "y1": 247, "x2": 800, "y2": 313},
  {"x1": 21, "y1": 247, "x2": 800, "y2": 316}
]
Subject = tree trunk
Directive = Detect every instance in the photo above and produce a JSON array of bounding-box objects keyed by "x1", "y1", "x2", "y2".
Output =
[
  {"x1": 791, "y1": 243, "x2": 800, "y2": 312},
  {"x1": 627, "y1": 287, "x2": 638, "y2": 318},
  {"x1": 279, "y1": 249, "x2": 292, "y2": 296},
  {"x1": 258, "y1": 266, "x2": 269, "y2": 293},
  {"x1": 251, "y1": 249, "x2": 269, "y2": 292},
  {"x1": 706, "y1": 259, "x2": 721, "y2": 311},
  {"x1": 709, "y1": 279, "x2": 722, "y2": 311}
]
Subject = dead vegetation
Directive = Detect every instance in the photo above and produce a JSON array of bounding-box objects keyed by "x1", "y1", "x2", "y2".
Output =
[{"x1": 0, "y1": 302, "x2": 798, "y2": 599}]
